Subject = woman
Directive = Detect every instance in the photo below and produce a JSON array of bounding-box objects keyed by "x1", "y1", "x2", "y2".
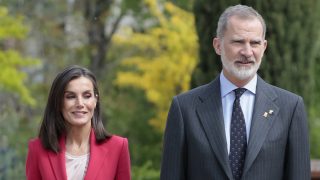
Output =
[{"x1": 26, "y1": 65, "x2": 131, "y2": 180}]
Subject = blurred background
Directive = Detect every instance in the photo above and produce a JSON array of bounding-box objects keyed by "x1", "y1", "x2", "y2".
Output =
[{"x1": 1, "y1": 0, "x2": 320, "y2": 179}]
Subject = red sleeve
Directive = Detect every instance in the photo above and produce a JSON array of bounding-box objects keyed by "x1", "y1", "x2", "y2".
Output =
[{"x1": 115, "y1": 138, "x2": 131, "y2": 180}]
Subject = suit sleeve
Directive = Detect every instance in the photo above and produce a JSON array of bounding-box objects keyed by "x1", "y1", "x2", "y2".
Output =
[
  {"x1": 284, "y1": 96, "x2": 311, "y2": 180},
  {"x1": 26, "y1": 140, "x2": 41, "y2": 180},
  {"x1": 116, "y1": 138, "x2": 131, "y2": 180},
  {"x1": 160, "y1": 97, "x2": 186, "y2": 180}
]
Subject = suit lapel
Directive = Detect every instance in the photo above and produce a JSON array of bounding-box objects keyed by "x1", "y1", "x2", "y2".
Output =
[
  {"x1": 196, "y1": 77, "x2": 233, "y2": 180},
  {"x1": 243, "y1": 77, "x2": 279, "y2": 174},
  {"x1": 46, "y1": 130, "x2": 110, "y2": 179},
  {"x1": 48, "y1": 136, "x2": 68, "y2": 180},
  {"x1": 84, "y1": 130, "x2": 109, "y2": 179}
]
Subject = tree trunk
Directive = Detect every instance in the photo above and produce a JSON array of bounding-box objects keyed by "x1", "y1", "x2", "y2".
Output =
[{"x1": 84, "y1": 0, "x2": 112, "y2": 74}]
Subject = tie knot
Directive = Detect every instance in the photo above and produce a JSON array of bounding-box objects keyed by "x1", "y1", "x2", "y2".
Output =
[{"x1": 234, "y1": 88, "x2": 246, "y2": 99}]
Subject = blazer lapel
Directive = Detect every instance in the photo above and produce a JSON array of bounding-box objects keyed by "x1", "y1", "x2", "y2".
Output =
[
  {"x1": 48, "y1": 136, "x2": 68, "y2": 180},
  {"x1": 243, "y1": 77, "x2": 279, "y2": 174},
  {"x1": 84, "y1": 130, "x2": 109, "y2": 179},
  {"x1": 196, "y1": 77, "x2": 233, "y2": 180}
]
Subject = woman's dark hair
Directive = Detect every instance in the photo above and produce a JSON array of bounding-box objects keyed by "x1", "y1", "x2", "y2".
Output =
[{"x1": 39, "y1": 65, "x2": 111, "y2": 153}]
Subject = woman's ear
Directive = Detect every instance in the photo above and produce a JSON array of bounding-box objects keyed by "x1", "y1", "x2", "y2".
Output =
[{"x1": 94, "y1": 94, "x2": 98, "y2": 108}]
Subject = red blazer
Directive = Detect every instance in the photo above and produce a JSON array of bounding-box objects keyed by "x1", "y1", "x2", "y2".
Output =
[{"x1": 26, "y1": 130, "x2": 131, "y2": 180}]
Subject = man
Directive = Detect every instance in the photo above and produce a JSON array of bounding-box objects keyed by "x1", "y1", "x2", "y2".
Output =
[{"x1": 160, "y1": 4, "x2": 310, "y2": 180}]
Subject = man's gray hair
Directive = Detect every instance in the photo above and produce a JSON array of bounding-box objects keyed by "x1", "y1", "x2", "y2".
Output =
[{"x1": 216, "y1": 4, "x2": 266, "y2": 38}]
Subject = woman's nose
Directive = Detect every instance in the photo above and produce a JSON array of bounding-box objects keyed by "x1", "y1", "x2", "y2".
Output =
[{"x1": 75, "y1": 97, "x2": 84, "y2": 108}]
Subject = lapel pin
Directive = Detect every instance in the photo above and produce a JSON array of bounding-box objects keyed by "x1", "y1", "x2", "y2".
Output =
[
  {"x1": 263, "y1": 112, "x2": 268, "y2": 118},
  {"x1": 269, "y1": 110, "x2": 274, "y2": 115}
]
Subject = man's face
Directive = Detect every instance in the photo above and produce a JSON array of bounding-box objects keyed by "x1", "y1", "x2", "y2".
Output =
[{"x1": 213, "y1": 16, "x2": 267, "y2": 86}]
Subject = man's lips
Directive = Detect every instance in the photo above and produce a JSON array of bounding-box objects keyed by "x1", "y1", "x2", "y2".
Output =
[{"x1": 235, "y1": 60, "x2": 254, "y2": 65}]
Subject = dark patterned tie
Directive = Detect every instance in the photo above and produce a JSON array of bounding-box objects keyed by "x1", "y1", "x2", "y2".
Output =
[{"x1": 229, "y1": 88, "x2": 247, "y2": 180}]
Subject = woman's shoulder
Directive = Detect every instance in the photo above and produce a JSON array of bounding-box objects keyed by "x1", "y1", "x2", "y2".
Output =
[
  {"x1": 108, "y1": 135, "x2": 128, "y2": 144},
  {"x1": 28, "y1": 137, "x2": 41, "y2": 147},
  {"x1": 27, "y1": 137, "x2": 47, "y2": 154},
  {"x1": 98, "y1": 135, "x2": 128, "y2": 149}
]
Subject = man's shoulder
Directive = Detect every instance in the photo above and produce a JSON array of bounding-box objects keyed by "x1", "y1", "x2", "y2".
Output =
[
  {"x1": 260, "y1": 79, "x2": 302, "y2": 100},
  {"x1": 177, "y1": 80, "x2": 216, "y2": 99},
  {"x1": 179, "y1": 83, "x2": 210, "y2": 96}
]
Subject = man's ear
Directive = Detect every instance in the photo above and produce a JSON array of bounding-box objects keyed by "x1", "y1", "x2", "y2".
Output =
[
  {"x1": 263, "y1": 39, "x2": 267, "y2": 51},
  {"x1": 213, "y1": 37, "x2": 222, "y2": 55}
]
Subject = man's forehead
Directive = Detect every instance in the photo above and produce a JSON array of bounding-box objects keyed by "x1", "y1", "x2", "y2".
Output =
[
  {"x1": 230, "y1": 35, "x2": 263, "y2": 41},
  {"x1": 225, "y1": 17, "x2": 264, "y2": 37}
]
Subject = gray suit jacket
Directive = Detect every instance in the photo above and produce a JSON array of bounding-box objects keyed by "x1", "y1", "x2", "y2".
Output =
[{"x1": 160, "y1": 75, "x2": 310, "y2": 180}]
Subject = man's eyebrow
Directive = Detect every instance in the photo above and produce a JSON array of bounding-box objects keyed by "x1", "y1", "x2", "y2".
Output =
[
  {"x1": 251, "y1": 39, "x2": 262, "y2": 43},
  {"x1": 230, "y1": 38, "x2": 244, "y2": 43}
]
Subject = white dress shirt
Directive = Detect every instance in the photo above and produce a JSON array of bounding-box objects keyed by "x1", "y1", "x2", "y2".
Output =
[{"x1": 220, "y1": 72, "x2": 257, "y2": 154}]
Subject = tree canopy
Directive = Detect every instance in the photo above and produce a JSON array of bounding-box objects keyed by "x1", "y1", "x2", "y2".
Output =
[{"x1": 114, "y1": 0, "x2": 198, "y2": 131}]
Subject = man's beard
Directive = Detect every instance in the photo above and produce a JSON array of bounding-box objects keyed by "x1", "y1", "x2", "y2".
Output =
[{"x1": 221, "y1": 56, "x2": 261, "y2": 81}]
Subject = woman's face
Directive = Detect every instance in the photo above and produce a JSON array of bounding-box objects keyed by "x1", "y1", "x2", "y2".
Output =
[{"x1": 62, "y1": 76, "x2": 97, "y2": 128}]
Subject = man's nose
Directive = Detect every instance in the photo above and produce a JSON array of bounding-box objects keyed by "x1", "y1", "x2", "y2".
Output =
[{"x1": 240, "y1": 44, "x2": 253, "y2": 58}]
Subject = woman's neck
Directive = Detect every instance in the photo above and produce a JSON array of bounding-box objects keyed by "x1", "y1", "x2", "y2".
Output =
[{"x1": 65, "y1": 126, "x2": 91, "y2": 156}]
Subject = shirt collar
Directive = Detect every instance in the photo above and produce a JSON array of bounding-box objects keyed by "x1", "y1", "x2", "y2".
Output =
[{"x1": 220, "y1": 72, "x2": 257, "y2": 98}]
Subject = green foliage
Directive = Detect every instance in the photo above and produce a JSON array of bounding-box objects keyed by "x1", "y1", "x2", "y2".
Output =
[
  {"x1": 108, "y1": 1, "x2": 198, "y2": 173},
  {"x1": 97, "y1": 23, "x2": 165, "y2": 171},
  {"x1": 168, "y1": 0, "x2": 195, "y2": 11},
  {"x1": 0, "y1": 103, "x2": 40, "y2": 179},
  {"x1": 121, "y1": 0, "x2": 144, "y2": 14},
  {"x1": 132, "y1": 161, "x2": 160, "y2": 180},
  {"x1": 254, "y1": 0, "x2": 320, "y2": 108},
  {"x1": 114, "y1": 0, "x2": 198, "y2": 131},
  {"x1": 310, "y1": 56, "x2": 320, "y2": 158},
  {"x1": 0, "y1": 50, "x2": 39, "y2": 106},
  {"x1": 105, "y1": 85, "x2": 162, "y2": 171},
  {"x1": 0, "y1": 5, "x2": 40, "y2": 179},
  {"x1": 0, "y1": 6, "x2": 28, "y2": 39},
  {"x1": 0, "y1": 6, "x2": 40, "y2": 106},
  {"x1": 309, "y1": 105, "x2": 320, "y2": 158},
  {"x1": 0, "y1": 148, "x2": 25, "y2": 179}
]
